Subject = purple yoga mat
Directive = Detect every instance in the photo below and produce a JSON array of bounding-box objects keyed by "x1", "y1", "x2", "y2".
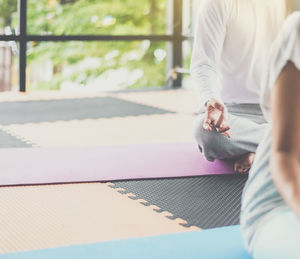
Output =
[{"x1": 0, "y1": 143, "x2": 234, "y2": 186}]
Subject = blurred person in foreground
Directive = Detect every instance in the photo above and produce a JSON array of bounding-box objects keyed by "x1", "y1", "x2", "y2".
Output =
[
  {"x1": 191, "y1": 0, "x2": 286, "y2": 173},
  {"x1": 241, "y1": 1, "x2": 300, "y2": 257}
]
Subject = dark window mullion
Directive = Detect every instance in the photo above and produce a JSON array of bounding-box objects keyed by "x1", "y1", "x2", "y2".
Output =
[
  {"x1": 0, "y1": 35, "x2": 20, "y2": 41},
  {"x1": 172, "y1": 0, "x2": 183, "y2": 87},
  {"x1": 19, "y1": 0, "x2": 27, "y2": 92}
]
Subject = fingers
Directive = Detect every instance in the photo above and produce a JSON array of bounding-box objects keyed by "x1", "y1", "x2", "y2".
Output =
[
  {"x1": 203, "y1": 114, "x2": 231, "y2": 137},
  {"x1": 221, "y1": 131, "x2": 231, "y2": 138},
  {"x1": 214, "y1": 102, "x2": 224, "y2": 111},
  {"x1": 214, "y1": 106, "x2": 230, "y2": 136},
  {"x1": 214, "y1": 104, "x2": 228, "y2": 128},
  {"x1": 215, "y1": 111, "x2": 225, "y2": 128},
  {"x1": 203, "y1": 98, "x2": 230, "y2": 136},
  {"x1": 216, "y1": 125, "x2": 230, "y2": 133},
  {"x1": 203, "y1": 122, "x2": 212, "y2": 131},
  {"x1": 203, "y1": 119, "x2": 212, "y2": 131},
  {"x1": 216, "y1": 124, "x2": 231, "y2": 138},
  {"x1": 206, "y1": 98, "x2": 224, "y2": 110},
  {"x1": 215, "y1": 110, "x2": 229, "y2": 130}
]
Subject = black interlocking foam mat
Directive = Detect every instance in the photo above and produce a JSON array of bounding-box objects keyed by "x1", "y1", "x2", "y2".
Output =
[
  {"x1": 0, "y1": 97, "x2": 173, "y2": 125},
  {"x1": 110, "y1": 174, "x2": 248, "y2": 229},
  {"x1": 0, "y1": 129, "x2": 33, "y2": 148}
]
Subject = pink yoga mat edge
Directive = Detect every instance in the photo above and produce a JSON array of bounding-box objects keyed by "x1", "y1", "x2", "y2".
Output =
[{"x1": 1, "y1": 143, "x2": 234, "y2": 186}]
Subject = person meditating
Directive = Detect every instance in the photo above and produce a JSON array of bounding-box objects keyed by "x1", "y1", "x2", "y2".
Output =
[
  {"x1": 190, "y1": 0, "x2": 285, "y2": 173},
  {"x1": 241, "y1": 2, "x2": 300, "y2": 257}
]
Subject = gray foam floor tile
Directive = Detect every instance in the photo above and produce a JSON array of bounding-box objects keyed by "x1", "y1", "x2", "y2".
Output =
[
  {"x1": 0, "y1": 97, "x2": 173, "y2": 125},
  {"x1": 111, "y1": 174, "x2": 248, "y2": 229},
  {"x1": 0, "y1": 129, "x2": 33, "y2": 148}
]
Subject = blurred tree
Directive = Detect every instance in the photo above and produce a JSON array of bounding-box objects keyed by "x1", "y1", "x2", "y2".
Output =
[
  {"x1": 0, "y1": 0, "x2": 18, "y2": 32},
  {"x1": 26, "y1": 0, "x2": 167, "y2": 90}
]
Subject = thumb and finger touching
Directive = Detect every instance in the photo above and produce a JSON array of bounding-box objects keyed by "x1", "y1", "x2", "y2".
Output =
[{"x1": 203, "y1": 100, "x2": 231, "y2": 138}]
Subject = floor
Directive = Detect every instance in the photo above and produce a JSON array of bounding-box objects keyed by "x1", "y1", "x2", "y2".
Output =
[
  {"x1": 0, "y1": 89, "x2": 197, "y2": 147},
  {"x1": 0, "y1": 89, "x2": 247, "y2": 254}
]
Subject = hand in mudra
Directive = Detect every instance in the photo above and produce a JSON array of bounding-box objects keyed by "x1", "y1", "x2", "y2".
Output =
[{"x1": 203, "y1": 99, "x2": 231, "y2": 138}]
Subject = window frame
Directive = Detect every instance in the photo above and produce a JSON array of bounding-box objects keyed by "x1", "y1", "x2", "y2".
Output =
[{"x1": 0, "y1": 0, "x2": 188, "y2": 92}]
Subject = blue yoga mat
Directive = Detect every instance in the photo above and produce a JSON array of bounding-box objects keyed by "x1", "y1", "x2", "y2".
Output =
[{"x1": 2, "y1": 226, "x2": 252, "y2": 259}]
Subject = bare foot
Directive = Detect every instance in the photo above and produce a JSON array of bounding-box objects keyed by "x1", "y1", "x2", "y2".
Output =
[{"x1": 234, "y1": 153, "x2": 255, "y2": 174}]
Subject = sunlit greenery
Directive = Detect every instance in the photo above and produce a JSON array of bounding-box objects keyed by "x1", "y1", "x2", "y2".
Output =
[
  {"x1": 1, "y1": 0, "x2": 168, "y2": 91},
  {"x1": 0, "y1": 0, "x2": 18, "y2": 33},
  {"x1": 27, "y1": 0, "x2": 166, "y2": 35},
  {"x1": 27, "y1": 40, "x2": 166, "y2": 90}
]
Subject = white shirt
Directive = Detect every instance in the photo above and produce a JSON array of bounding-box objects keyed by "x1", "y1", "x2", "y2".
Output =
[
  {"x1": 261, "y1": 11, "x2": 300, "y2": 121},
  {"x1": 241, "y1": 12, "x2": 300, "y2": 253},
  {"x1": 190, "y1": 0, "x2": 285, "y2": 109}
]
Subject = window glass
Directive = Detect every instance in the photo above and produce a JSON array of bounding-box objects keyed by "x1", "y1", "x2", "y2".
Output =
[
  {"x1": 27, "y1": 41, "x2": 167, "y2": 90},
  {"x1": 28, "y1": 0, "x2": 167, "y2": 35},
  {"x1": 0, "y1": 0, "x2": 18, "y2": 35}
]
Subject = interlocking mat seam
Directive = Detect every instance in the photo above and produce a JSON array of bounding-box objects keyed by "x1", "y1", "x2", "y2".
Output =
[
  {"x1": 0, "y1": 182, "x2": 200, "y2": 254},
  {"x1": 105, "y1": 175, "x2": 248, "y2": 229},
  {"x1": 105, "y1": 182, "x2": 195, "y2": 228},
  {"x1": 0, "y1": 127, "x2": 38, "y2": 148},
  {"x1": 104, "y1": 182, "x2": 200, "y2": 229}
]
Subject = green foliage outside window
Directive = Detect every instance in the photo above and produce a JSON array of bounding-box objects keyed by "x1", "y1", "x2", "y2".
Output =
[{"x1": 1, "y1": 0, "x2": 168, "y2": 91}]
